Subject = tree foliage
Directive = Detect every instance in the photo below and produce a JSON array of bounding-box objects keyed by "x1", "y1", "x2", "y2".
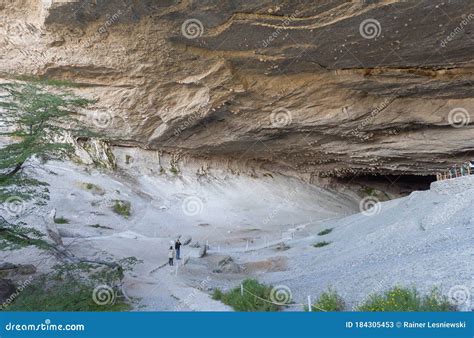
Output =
[{"x1": 0, "y1": 82, "x2": 94, "y2": 201}]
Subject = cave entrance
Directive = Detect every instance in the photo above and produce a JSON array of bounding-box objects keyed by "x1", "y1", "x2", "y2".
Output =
[{"x1": 342, "y1": 173, "x2": 437, "y2": 197}]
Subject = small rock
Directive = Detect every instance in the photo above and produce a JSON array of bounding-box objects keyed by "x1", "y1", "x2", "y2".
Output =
[
  {"x1": 181, "y1": 236, "x2": 192, "y2": 246},
  {"x1": 17, "y1": 265, "x2": 36, "y2": 275},
  {"x1": 198, "y1": 245, "x2": 207, "y2": 258},
  {"x1": 213, "y1": 256, "x2": 241, "y2": 274}
]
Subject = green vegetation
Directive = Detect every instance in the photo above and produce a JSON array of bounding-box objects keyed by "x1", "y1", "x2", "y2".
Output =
[
  {"x1": 7, "y1": 257, "x2": 141, "y2": 311},
  {"x1": 82, "y1": 182, "x2": 105, "y2": 195},
  {"x1": 317, "y1": 228, "x2": 333, "y2": 236},
  {"x1": 212, "y1": 279, "x2": 282, "y2": 311},
  {"x1": 7, "y1": 277, "x2": 130, "y2": 311},
  {"x1": 313, "y1": 241, "x2": 331, "y2": 248},
  {"x1": 0, "y1": 82, "x2": 93, "y2": 203},
  {"x1": 88, "y1": 224, "x2": 113, "y2": 230},
  {"x1": 169, "y1": 166, "x2": 179, "y2": 175},
  {"x1": 306, "y1": 288, "x2": 345, "y2": 312},
  {"x1": 53, "y1": 216, "x2": 69, "y2": 224},
  {"x1": 357, "y1": 287, "x2": 456, "y2": 312},
  {"x1": 14, "y1": 75, "x2": 79, "y2": 88},
  {"x1": 0, "y1": 219, "x2": 50, "y2": 251},
  {"x1": 112, "y1": 200, "x2": 131, "y2": 218}
]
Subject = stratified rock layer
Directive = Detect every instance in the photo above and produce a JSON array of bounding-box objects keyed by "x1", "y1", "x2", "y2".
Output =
[{"x1": 1, "y1": 0, "x2": 473, "y2": 177}]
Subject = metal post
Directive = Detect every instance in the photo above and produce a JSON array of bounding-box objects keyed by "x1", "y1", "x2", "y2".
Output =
[
  {"x1": 307, "y1": 295, "x2": 312, "y2": 312},
  {"x1": 241, "y1": 284, "x2": 244, "y2": 297}
]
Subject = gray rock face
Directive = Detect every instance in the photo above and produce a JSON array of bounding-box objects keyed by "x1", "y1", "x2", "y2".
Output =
[{"x1": 1, "y1": 1, "x2": 473, "y2": 177}]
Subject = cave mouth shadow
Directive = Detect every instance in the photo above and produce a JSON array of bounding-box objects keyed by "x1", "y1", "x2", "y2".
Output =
[{"x1": 340, "y1": 173, "x2": 437, "y2": 196}]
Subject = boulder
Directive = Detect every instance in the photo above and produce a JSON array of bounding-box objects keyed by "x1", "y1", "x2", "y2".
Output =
[{"x1": 213, "y1": 256, "x2": 241, "y2": 274}]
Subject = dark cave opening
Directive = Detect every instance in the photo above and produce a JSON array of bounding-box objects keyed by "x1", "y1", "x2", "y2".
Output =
[{"x1": 342, "y1": 173, "x2": 437, "y2": 196}]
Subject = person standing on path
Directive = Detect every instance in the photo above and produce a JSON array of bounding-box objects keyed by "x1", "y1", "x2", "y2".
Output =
[
  {"x1": 168, "y1": 246, "x2": 175, "y2": 266},
  {"x1": 175, "y1": 239, "x2": 182, "y2": 260}
]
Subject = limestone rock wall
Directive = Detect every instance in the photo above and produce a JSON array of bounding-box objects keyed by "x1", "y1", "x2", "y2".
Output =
[{"x1": 1, "y1": 0, "x2": 473, "y2": 177}]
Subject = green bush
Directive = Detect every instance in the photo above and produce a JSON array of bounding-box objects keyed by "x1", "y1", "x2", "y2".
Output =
[
  {"x1": 53, "y1": 216, "x2": 69, "y2": 224},
  {"x1": 317, "y1": 228, "x2": 333, "y2": 236},
  {"x1": 357, "y1": 286, "x2": 456, "y2": 312},
  {"x1": 212, "y1": 279, "x2": 282, "y2": 312},
  {"x1": 313, "y1": 241, "x2": 331, "y2": 248},
  {"x1": 7, "y1": 277, "x2": 130, "y2": 312},
  {"x1": 112, "y1": 200, "x2": 131, "y2": 218},
  {"x1": 307, "y1": 288, "x2": 345, "y2": 312}
]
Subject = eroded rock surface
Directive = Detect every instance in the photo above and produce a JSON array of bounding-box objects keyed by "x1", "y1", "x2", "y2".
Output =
[{"x1": 1, "y1": 0, "x2": 473, "y2": 178}]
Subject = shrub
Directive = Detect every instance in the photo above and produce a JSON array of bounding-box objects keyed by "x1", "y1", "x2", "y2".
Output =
[
  {"x1": 357, "y1": 286, "x2": 456, "y2": 312},
  {"x1": 112, "y1": 200, "x2": 131, "y2": 218},
  {"x1": 53, "y1": 216, "x2": 69, "y2": 224},
  {"x1": 317, "y1": 228, "x2": 333, "y2": 236},
  {"x1": 169, "y1": 166, "x2": 179, "y2": 175},
  {"x1": 82, "y1": 183, "x2": 105, "y2": 195},
  {"x1": 306, "y1": 288, "x2": 345, "y2": 312},
  {"x1": 313, "y1": 241, "x2": 331, "y2": 248},
  {"x1": 7, "y1": 277, "x2": 130, "y2": 312},
  {"x1": 212, "y1": 279, "x2": 282, "y2": 312}
]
